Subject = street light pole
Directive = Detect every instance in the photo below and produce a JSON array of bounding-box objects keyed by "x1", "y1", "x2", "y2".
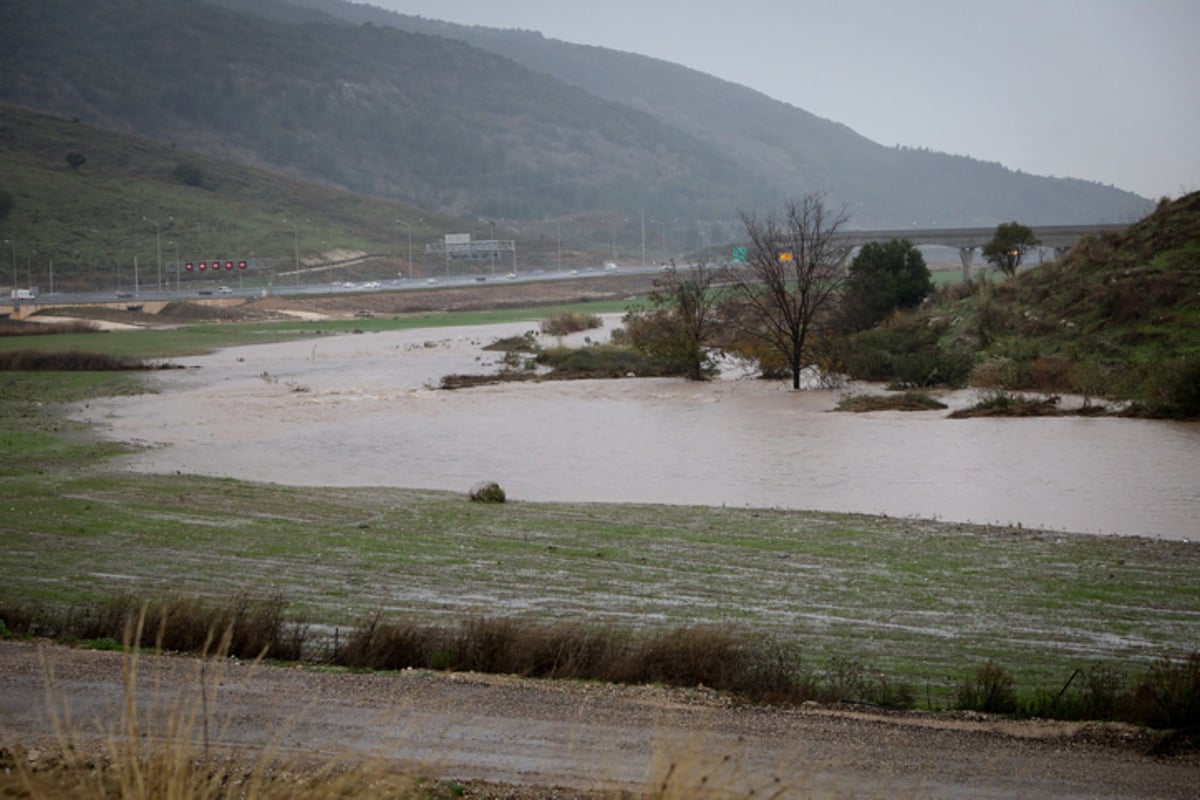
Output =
[
  {"x1": 401, "y1": 217, "x2": 423, "y2": 278},
  {"x1": 169, "y1": 241, "x2": 179, "y2": 292},
  {"x1": 4, "y1": 239, "x2": 14, "y2": 291},
  {"x1": 144, "y1": 216, "x2": 162, "y2": 291},
  {"x1": 488, "y1": 219, "x2": 496, "y2": 276},
  {"x1": 640, "y1": 209, "x2": 646, "y2": 267},
  {"x1": 283, "y1": 219, "x2": 299, "y2": 285}
]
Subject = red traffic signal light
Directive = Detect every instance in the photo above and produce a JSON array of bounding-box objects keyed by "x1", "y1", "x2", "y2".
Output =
[
  {"x1": 238, "y1": 260, "x2": 248, "y2": 269},
  {"x1": 185, "y1": 262, "x2": 195, "y2": 271},
  {"x1": 225, "y1": 261, "x2": 234, "y2": 270},
  {"x1": 198, "y1": 261, "x2": 207, "y2": 271}
]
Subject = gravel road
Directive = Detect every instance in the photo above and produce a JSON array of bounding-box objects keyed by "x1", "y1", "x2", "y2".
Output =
[{"x1": 1, "y1": 641, "x2": 1196, "y2": 798}]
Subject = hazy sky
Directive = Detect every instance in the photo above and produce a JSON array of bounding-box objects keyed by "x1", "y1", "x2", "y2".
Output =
[{"x1": 367, "y1": 0, "x2": 1197, "y2": 200}]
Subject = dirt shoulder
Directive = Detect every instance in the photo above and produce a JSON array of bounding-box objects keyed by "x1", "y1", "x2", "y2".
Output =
[{"x1": 2, "y1": 641, "x2": 1195, "y2": 799}]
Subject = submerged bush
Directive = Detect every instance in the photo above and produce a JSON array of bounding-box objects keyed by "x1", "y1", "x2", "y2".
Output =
[
  {"x1": 0, "y1": 350, "x2": 151, "y2": 371},
  {"x1": 536, "y1": 344, "x2": 675, "y2": 377}
]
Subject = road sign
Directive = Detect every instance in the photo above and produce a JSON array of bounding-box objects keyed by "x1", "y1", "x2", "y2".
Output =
[
  {"x1": 731, "y1": 246, "x2": 747, "y2": 263},
  {"x1": 778, "y1": 251, "x2": 794, "y2": 262}
]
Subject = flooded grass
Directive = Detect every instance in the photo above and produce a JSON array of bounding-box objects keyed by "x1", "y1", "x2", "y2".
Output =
[{"x1": 2, "y1": 471, "x2": 1197, "y2": 703}]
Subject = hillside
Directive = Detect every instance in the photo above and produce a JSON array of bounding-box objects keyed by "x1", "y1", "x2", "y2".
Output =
[
  {"x1": 848, "y1": 192, "x2": 1200, "y2": 416},
  {"x1": 0, "y1": 0, "x2": 1150, "y2": 238},
  {"x1": 289, "y1": 0, "x2": 1152, "y2": 228},
  {"x1": 0, "y1": 105, "x2": 611, "y2": 291},
  {"x1": 0, "y1": 0, "x2": 753, "y2": 227}
]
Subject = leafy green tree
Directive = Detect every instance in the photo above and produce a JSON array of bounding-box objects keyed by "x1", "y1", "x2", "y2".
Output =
[
  {"x1": 0, "y1": 189, "x2": 13, "y2": 223},
  {"x1": 983, "y1": 221, "x2": 1039, "y2": 277},
  {"x1": 841, "y1": 239, "x2": 932, "y2": 331},
  {"x1": 65, "y1": 152, "x2": 87, "y2": 170}
]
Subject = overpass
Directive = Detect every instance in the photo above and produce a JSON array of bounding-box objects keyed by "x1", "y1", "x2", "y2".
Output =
[{"x1": 837, "y1": 222, "x2": 1126, "y2": 281}]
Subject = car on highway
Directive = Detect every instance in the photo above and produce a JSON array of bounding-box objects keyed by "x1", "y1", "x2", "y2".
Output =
[{"x1": 216, "y1": 285, "x2": 234, "y2": 294}]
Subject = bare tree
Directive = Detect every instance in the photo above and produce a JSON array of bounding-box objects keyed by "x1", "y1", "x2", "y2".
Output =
[
  {"x1": 625, "y1": 262, "x2": 724, "y2": 380},
  {"x1": 731, "y1": 193, "x2": 853, "y2": 389}
]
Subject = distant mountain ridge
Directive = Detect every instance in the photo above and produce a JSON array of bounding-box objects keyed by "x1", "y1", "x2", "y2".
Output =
[{"x1": 0, "y1": 0, "x2": 1150, "y2": 233}]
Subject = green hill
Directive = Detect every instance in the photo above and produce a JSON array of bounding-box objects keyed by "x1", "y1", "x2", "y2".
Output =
[
  {"x1": 0, "y1": 0, "x2": 753, "y2": 230},
  {"x1": 288, "y1": 0, "x2": 1152, "y2": 228},
  {"x1": 847, "y1": 193, "x2": 1200, "y2": 416},
  {"x1": 0, "y1": 105, "x2": 604, "y2": 291},
  {"x1": 0, "y1": 0, "x2": 1150, "y2": 238}
]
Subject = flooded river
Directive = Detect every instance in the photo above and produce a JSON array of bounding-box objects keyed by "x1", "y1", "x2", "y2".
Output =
[{"x1": 80, "y1": 319, "x2": 1200, "y2": 540}]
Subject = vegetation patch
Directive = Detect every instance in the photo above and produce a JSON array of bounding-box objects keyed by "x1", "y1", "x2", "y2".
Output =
[
  {"x1": 835, "y1": 392, "x2": 948, "y2": 412},
  {"x1": 840, "y1": 194, "x2": 1200, "y2": 417},
  {"x1": 536, "y1": 344, "x2": 675, "y2": 378},
  {"x1": 0, "y1": 350, "x2": 173, "y2": 371},
  {"x1": 481, "y1": 331, "x2": 540, "y2": 353},
  {"x1": 539, "y1": 311, "x2": 603, "y2": 336},
  {"x1": 438, "y1": 370, "x2": 534, "y2": 390},
  {"x1": 0, "y1": 318, "x2": 101, "y2": 336},
  {"x1": 950, "y1": 393, "x2": 1099, "y2": 422}
]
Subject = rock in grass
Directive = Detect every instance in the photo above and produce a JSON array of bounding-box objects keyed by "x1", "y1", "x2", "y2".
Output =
[{"x1": 469, "y1": 481, "x2": 506, "y2": 503}]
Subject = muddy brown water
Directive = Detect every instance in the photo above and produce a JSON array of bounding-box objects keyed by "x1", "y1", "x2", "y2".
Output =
[{"x1": 77, "y1": 319, "x2": 1200, "y2": 541}]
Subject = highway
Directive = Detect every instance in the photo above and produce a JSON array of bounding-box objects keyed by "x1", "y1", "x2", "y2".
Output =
[{"x1": 2, "y1": 263, "x2": 663, "y2": 311}]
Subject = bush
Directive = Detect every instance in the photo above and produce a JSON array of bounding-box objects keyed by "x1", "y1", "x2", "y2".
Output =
[
  {"x1": 1135, "y1": 358, "x2": 1200, "y2": 419},
  {"x1": 0, "y1": 350, "x2": 148, "y2": 371},
  {"x1": 536, "y1": 344, "x2": 674, "y2": 378},
  {"x1": 843, "y1": 324, "x2": 974, "y2": 388},
  {"x1": 1124, "y1": 653, "x2": 1200, "y2": 728},
  {"x1": 468, "y1": 481, "x2": 506, "y2": 503},
  {"x1": 955, "y1": 661, "x2": 1017, "y2": 714},
  {"x1": 969, "y1": 356, "x2": 1019, "y2": 390},
  {"x1": 948, "y1": 390, "x2": 1060, "y2": 418},
  {"x1": 834, "y1": 392, "x2": 947, "y2": 412},
  {"x1": 1023, "y1": 663, "x2": 1127, "y2": 720},
  {"x1": 540, "y1": 312, "x2": 602, "y2": 336},
  {"x1": 1027, "y1": 355, "x2": 1074, "y2": 392}
]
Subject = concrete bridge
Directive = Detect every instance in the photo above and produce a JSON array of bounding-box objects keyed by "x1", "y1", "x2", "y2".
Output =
[{"x1": 839, "y1": 222, "x2": 1126, "y2": 281}]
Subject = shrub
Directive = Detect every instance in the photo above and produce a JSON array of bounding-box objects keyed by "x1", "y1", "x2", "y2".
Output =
[
  {"x1": 536, "y1": 344, "x2": 674, "y2": 377},
  {"x1": 1136, "y1": 358, "x2": 1200, "y2": 419},
  {"x1": 468, "y1": 481, "x2": 506, "y2": 503},
  {"x1": 1027, "y1": 355, "x2": 1074, "y2": 392},
  {"x1": 1123, "y1": 653, "x2": 1200, "y2": 728},
  {"x1": 843, "y1": 324, "x2": 973, "y2": 388},
  {"x1": 834, "y1": 392, "x2": 947, "y2": 412},
  {"x1": 969, "y1": 356, "x2": 1019, "y2": 390},
  {"x1": 540, "y1": 312, "x2": 602, "y2": 337},
  {"x1": 0, "y1": 350, "x2": 149, "y2": 371},
  {"x1": 57, "y1": 592, "x2": 308, "y2": 661},
  {"x1": 955, "y1": 661, "x2": 1017, "y2": 714},
  {"x1": 948, "y1": 390, "x2": 1060, "y2": 418}
]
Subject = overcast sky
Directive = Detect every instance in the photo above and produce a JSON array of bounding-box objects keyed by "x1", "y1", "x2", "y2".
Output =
[{"x1": 367, "y1": 0, "x2": 1197, "y2": 200}]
